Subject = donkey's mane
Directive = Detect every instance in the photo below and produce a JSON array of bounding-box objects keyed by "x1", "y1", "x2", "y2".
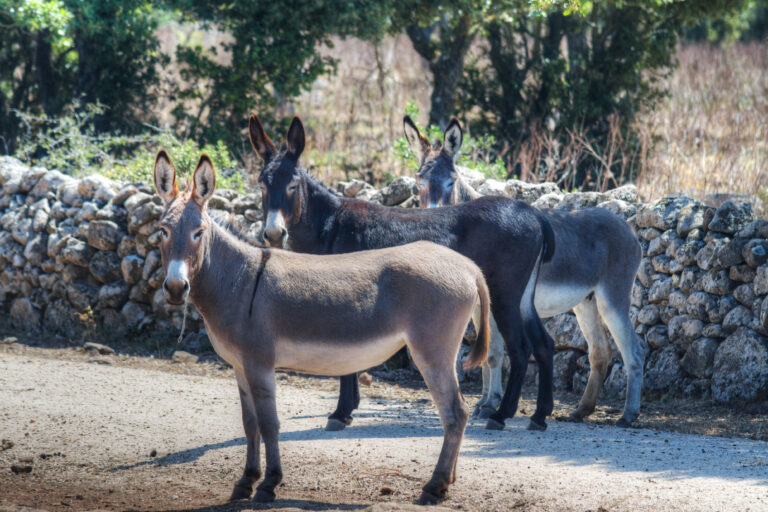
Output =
[
  {"x1": 297, "y1": 166, "x2": 341, "y2": 198},
  {"x1": 209, "y1": 210, "x2": 266, "y2": 248}
]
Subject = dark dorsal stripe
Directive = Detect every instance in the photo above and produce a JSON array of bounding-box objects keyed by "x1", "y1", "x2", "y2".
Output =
[{"x1": 249, "y1": 249, "x2": 271, "y2": 317}]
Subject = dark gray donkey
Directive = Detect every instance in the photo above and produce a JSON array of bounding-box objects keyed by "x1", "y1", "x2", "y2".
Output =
[
  {"x1": 153, "y1": 150, "x2": 491, "y2": 504},
  {"x1": 405, "y1": 116, "x2": 644, "y2": 427}
]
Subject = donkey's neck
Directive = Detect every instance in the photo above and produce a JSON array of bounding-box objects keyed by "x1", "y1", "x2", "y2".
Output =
[
  {"x1": 454, "y1": 174, "x2": 482, "y2": 204},
  {"x1": 190, "y1": 223, "x2": 266, "y2": 328},
  {"x1": 287, "y1": 171, "x2": 343, "y2": 254}
]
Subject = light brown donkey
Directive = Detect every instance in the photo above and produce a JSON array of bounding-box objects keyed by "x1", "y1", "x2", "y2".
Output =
[{"x1": 152, "y1": 150, "x2": 491, "y2": 505}]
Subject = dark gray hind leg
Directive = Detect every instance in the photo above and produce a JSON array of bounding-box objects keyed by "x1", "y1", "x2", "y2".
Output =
[
  {"x1": 326, "y1": 373, "x2": 360, "y2": 431},
  {"x1": 569, "y1": 297, "x2": 612, "y2": 422},
  {"x1": 596, "y1": 290, "x2": 644, "y2": 427},
  {"x1": 230, "y1": 373, "x2": 262, "y2": 500},
  {"x1": 242, "y1": 365, "x2": 282, "y2": 503},
  {"x1": 525, "y1": 310, "x2": 555, "y2": 431},
  {"x1": 485, "y1": 305, "x2": 531, "y2": 431}
]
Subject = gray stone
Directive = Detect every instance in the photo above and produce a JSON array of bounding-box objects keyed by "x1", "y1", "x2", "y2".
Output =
[
  {"x1": 10, "y1": 298, "x2": 40, "y2": 332},
  {"x1": 648, "y1": 278, "x2": 673, "y2": 303},
  {"x1": 651, "y1": 255, "x2": 672, "y2": 274},
  {"x1": 680, "y1": 317, "x2": 704, "y2": 343},
  {"x1": 43, "y1": 299, "x2": 87, "y2": 338},
  {"x1": 700, "y1": 269, "x2": 735, "y2": 295},
  {"x1": 121, "y1": 301, "x2": 150, "y2": 330},
  {"x1": 23, "y1": 234, "x2": 45, "y2": 266},
  {"x1": 207, "y1": 195, "x2": 231, "y2": 211},
  {"x1": 59, "y1": 237, "x2": 94, "y2": 267},
  {"x1": 380, "y1": 177, "x2": 419, "y2": 206},
  {"x1": 674, "y1": 240, "x2": 704, "y2": 267},
  {"x1": 128, "y1": 202, "x2": 163, "y2": 233},
  {"x1": 635, "y1": 197, "x2": 689, "y2": 230},
  {"x1": 637, "y1": 227, "x2": 662, "y2": 241},
  {"x1": 636, "y1": 259, "x2": 655, "y2": 288},
  {"x1": 121, "y1": 255, "x2": 144, "y2": 284},
  {"x1": 604, "y1": 184, "x2": 639, "y2": 203},
  {"x1": 733, "y1": 284, "x2": 756, "y2": 308},
  {"x1": 736, "y1": 219, "x2": 768, "y2": 239},
  {"x1": 722, "y1": 305, "x2": 754, "y2": 333},
  {"x1": 646, "y1": 236, "x2": 666, "y2": 257},
  {"x1": 89, "y1": 251, "x2": 122, "y2": 283},
  {"x1": 129, "y1": 280, "x2": 154, "y2": 304},
  {"x1": 531, "y1": 193, "x2": 563, "y2": 210},
  {"x1": 644, "y1": 347, "x2": 683, "y2": 395},
  {"x1": 708, "y1": 200, "x2": 753, "y2": 235},
  {"x1": 73, "y1": 201, "x2": 99, "y2": 223},
  {"x1": 645, "y1": 325, "x2": 669, "y2": 350},
  {"x1": 123, "y1": 192, "x2": 152, "y2": 212},
  {"x1": 29, "y1": 170, "x2": 72, "y2": 198},
  {"x1": 67, "y1": 281, "x2": 99, "y2": 312},
  {"x1": 637, "y1": 304, "x2": 660, "y2": 325},
  {"x1": 87, "y1": 220, "x2": 121, "y2": 251},
  {"x1": 676, "y1": 203, "x2": 713, "y2": 237},
  {"x1": 702, "y1": 323, "x2": 727, "y2": 339},
  {"x1": 603, "y1": 363, "x2": 627, "y2": 397},
  {"x1": 753, "y1": 265, "x2": 768, "y2": 295},
  {"x1": 142, "y1": 250, "x2": 161, "y2": 281},
  {"x1": 686, "y1": 291, "x2": 716, "y2": 321},
  {"x1": 696, "y1": 239, "x2": 727, "y2": 271},
  {"x1": 95, "y1": 204, "x2": 127, "y2": 224},
  {"x1": 729, "y1": 264, "x2": 756, "y2": 283},
  {"x1": 112, "y1": 185, "x2": 139, "y2": 206},
  {"x1": 545, "y1": 314, "x2": 587, "y2": 352},
  {"x1": 716, "y1": 238, "x2": 746, "y2": 267},
  {"x1": 97, "y1": 280, "x2": 131, "y2": 309},
  {"x1": 117, "y1": 236, "x2": 136, "y2": 258},
  {"x1": 558, "y1": 191, "x2": 606, "y2": 210},
  {"x1": 669, "y1": 290, "x2": 688, "y2": 312},
  {"x1": 679, "y1": 267, "x2": 701, "y2": 294},
  {"x1": 83, "y1": 342, "x2": 115, "y2": 355},
  {"x1": 172, "y1": 350, "x2": 199, "y2": 364},
  {"x1": 506, "y1": 180, "x2": 560, "y2": 202},
  {"x1": 11, "y1": 217, "x2": 33, "y2": 246},
  {"x1": 631, "y1": 284, "x2": 647, "y2": 308},
  {"x1": 711, "y1": 296, "x2": 738, "y2": 324},
  {"x1": 712, "y1": 328, "x2": 768, "y2": 405},
  {"x1": 742, "y1": 239, "x2": 768, "y2": 268}
]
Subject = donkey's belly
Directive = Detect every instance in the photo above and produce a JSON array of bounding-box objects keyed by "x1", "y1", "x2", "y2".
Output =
[
  {"x1": 533, "y1": 282, "x2": 592, "y2": 318},
  {"x1": 274, "y1": 333, "x2": 407, "y2": 376}
]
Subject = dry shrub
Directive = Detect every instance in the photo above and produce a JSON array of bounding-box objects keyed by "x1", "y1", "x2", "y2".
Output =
[{"x1": 636, "y1": 43, "x2": 768, "y2": 209}]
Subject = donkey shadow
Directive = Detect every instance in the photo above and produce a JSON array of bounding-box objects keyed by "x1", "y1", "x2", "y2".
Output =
[
  {"x1": 113, "y1": 404, "x2": 767, "y2": 487},
  {"x1": 150, "y1": 498, "x2": 364, "y2": 512}
]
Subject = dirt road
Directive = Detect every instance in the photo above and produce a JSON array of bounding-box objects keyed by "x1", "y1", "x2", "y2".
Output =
[{"x1": 1, "y1": 347, "x2": 766, "y2": 512}]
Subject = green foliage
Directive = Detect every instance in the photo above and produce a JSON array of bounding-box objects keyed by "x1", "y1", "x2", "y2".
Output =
[
  {"x1": 14, "y1": 102, "x2": 244, "y2": 191},
  {"x1": 392, "y1": 102, "x2": 506, "y2": 180}
]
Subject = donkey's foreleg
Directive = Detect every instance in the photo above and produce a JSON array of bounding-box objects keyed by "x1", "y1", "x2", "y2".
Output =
[
  {"x1": 230, "y1": 375, "x2": 262, "y2": 501},
  {"x1": 411, "y1": 356, "x2": 469, "y2": 504},
  {"x1": 486, "y1": 313, "x2": 529, "y2": 431},
  {"x1": 570, "y1": 299, "x2": 611, "y2": 423},
  {"x1": 326, "y1": 373, "x2": 360, "y2": 431},
  {"x1": 243, "y1": 369, "x2": 282, "y2": 503}
]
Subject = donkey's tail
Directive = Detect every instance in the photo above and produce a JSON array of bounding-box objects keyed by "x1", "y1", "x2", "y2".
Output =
[
  {"x1": 464, "y1": 271, "x2": 491, "y2": 370},
  {"x1": 535, "y1": 211, "x2": 556, "y2": 263}
]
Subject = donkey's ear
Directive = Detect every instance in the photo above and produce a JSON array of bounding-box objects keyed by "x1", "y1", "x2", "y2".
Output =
[
  {"x1": 249, "y1": 114, "x2": 277, "y2": 162},
  {"x1": 443, "y1": 118, "x2": 463, "y2": 157},
  {"x1": 191, "y1": 155, "x2": 216, "y2": 208},
  {"x1": 403, "y1": 116, "x2": 431, "y2": 162},
  {"x1": 286, "y1": 116, "x2": 305, "y2": 159},
  {"x1": 153, "y1": 149, "x2": 179, "y2": 206}
]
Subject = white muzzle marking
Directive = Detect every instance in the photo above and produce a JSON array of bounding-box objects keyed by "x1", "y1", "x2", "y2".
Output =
[{"x1": 167, "y1": 259, "x2": 189, "y2": 283}]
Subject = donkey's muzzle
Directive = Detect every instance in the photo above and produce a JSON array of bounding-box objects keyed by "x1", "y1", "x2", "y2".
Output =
[
  {"x1": 163, "y1": 278, "x2": 189, "y2": 305},
  {"x1": 263, "y1": 227, "x2": 287, "y2": 248}
]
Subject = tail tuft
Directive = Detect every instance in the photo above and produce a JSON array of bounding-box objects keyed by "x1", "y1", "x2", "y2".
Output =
[{"x1": 464, "y1": 271, "x2": 491, "y2": 370}]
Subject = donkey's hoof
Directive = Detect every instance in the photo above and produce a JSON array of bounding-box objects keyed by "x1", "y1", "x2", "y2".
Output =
[
  {"x1": 477, "y1": 406, "x2": 496, "y2": 419},
  {"x1": 229, "y1": 482, "x2": 253, "y2": 501},
  {"x1": 416, "y1": 490, "x2": 441, "y2": 505},
  {"x1": 526, "y1": 418, "x2": 547, "y2": 431},
  {"x1": 325, "y1": 418, "x2": 349, "y2": 431},
  {"x1": 616, "y1": 416, "x2": 634, "y2": 428},
  {"x1": 253, "y1": 489, "x2": 275, "y2": 503},
  {"x1": 568, "y1": 411, "x2": 585, "y2": 423},
  {"x1": 485, "y1": 418, "x2": 505, "y2": 431}
]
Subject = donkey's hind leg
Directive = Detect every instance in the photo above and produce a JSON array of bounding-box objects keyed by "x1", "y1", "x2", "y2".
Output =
[
  {"x1": 474, "y1": 311, "x2": 505, "y2": 418},
  {"x1": 411, "y1": 354, "x2": 469, "y2": 504},
  {"x1": 326, "y1": 374, "x2": 360, "y2": 431},
  {"x1": 596, "y1": 290, "x2": 644, "y2": 427},
  {"x1": 230, "y1": 372, "x2": 262, "y2": 501},
  {"x1": 570, "y1": 297, "x2": 612, "y2": 422}
]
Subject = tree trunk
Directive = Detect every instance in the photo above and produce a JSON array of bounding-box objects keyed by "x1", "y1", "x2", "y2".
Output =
[
  {"x1": 406, "y1": 15, "x2": 473, "y2": 129},
  {"x1": 36, "y1": 29, "x2": 57, "y2": 115}
]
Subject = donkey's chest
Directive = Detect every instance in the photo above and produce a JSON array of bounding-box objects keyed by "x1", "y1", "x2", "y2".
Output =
[{"x1": 273, "y1": 333, "x2": 407, "y2": 376}]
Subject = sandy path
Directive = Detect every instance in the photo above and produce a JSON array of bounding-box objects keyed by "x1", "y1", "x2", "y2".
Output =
[{"x1": 0, "y1": 351, "x2": 766, "y2": 512}]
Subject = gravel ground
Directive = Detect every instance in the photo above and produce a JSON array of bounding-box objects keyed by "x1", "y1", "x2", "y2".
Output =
[{"x1": 1, "y1": 346, "x2": 767, "y2": 512}]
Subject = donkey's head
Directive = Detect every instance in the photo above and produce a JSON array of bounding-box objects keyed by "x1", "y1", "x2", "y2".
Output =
[
  {"x1": 153, "y1": 150, "x2": 216, "y2": 305},
  {"x1": 249, "y1": 114, "x2": 306, "y2": 248},
  {"x1": 404, "y1": 116, "x2": 463, "y2": 208}
]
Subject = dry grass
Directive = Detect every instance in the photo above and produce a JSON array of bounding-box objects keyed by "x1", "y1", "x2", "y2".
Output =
[{"x1": 636, "y1": 43, "x2": 768, "y2": 208}]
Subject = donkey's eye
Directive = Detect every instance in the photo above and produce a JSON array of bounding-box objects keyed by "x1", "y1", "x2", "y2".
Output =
[
  {"x1": 192, "y1": 229, "x2": 204, "y2": 242},
  {"x1": 447, "y1": 180, "x2": 455, "y2": 188},
  {"x1": 287, "y1": 184, "x2": 297, "y2": 193},
  {"x1": 160, "y1": 228, "x2": 170, "y2": 240}
]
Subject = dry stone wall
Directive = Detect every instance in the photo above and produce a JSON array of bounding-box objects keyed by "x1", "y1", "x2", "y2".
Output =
[{"x1": 1, "y1": 156, "x2": 766, "y2": 407}]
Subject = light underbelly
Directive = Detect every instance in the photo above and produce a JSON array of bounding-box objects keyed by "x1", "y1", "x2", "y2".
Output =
[
  {"x1": 274, "y1": 333, "x2": 408, "y2": 376},
  {"x1": 534, "y1": 283, "x2": 592, "y2": 318}
]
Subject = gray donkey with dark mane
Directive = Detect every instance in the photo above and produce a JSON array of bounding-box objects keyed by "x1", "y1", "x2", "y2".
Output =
[
  {"x1": 404, "y1": 116, "x2": 644, "y2": 427},
  {"x1": 153, "y1": 150, "x2": 491, "y2": 505}
]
